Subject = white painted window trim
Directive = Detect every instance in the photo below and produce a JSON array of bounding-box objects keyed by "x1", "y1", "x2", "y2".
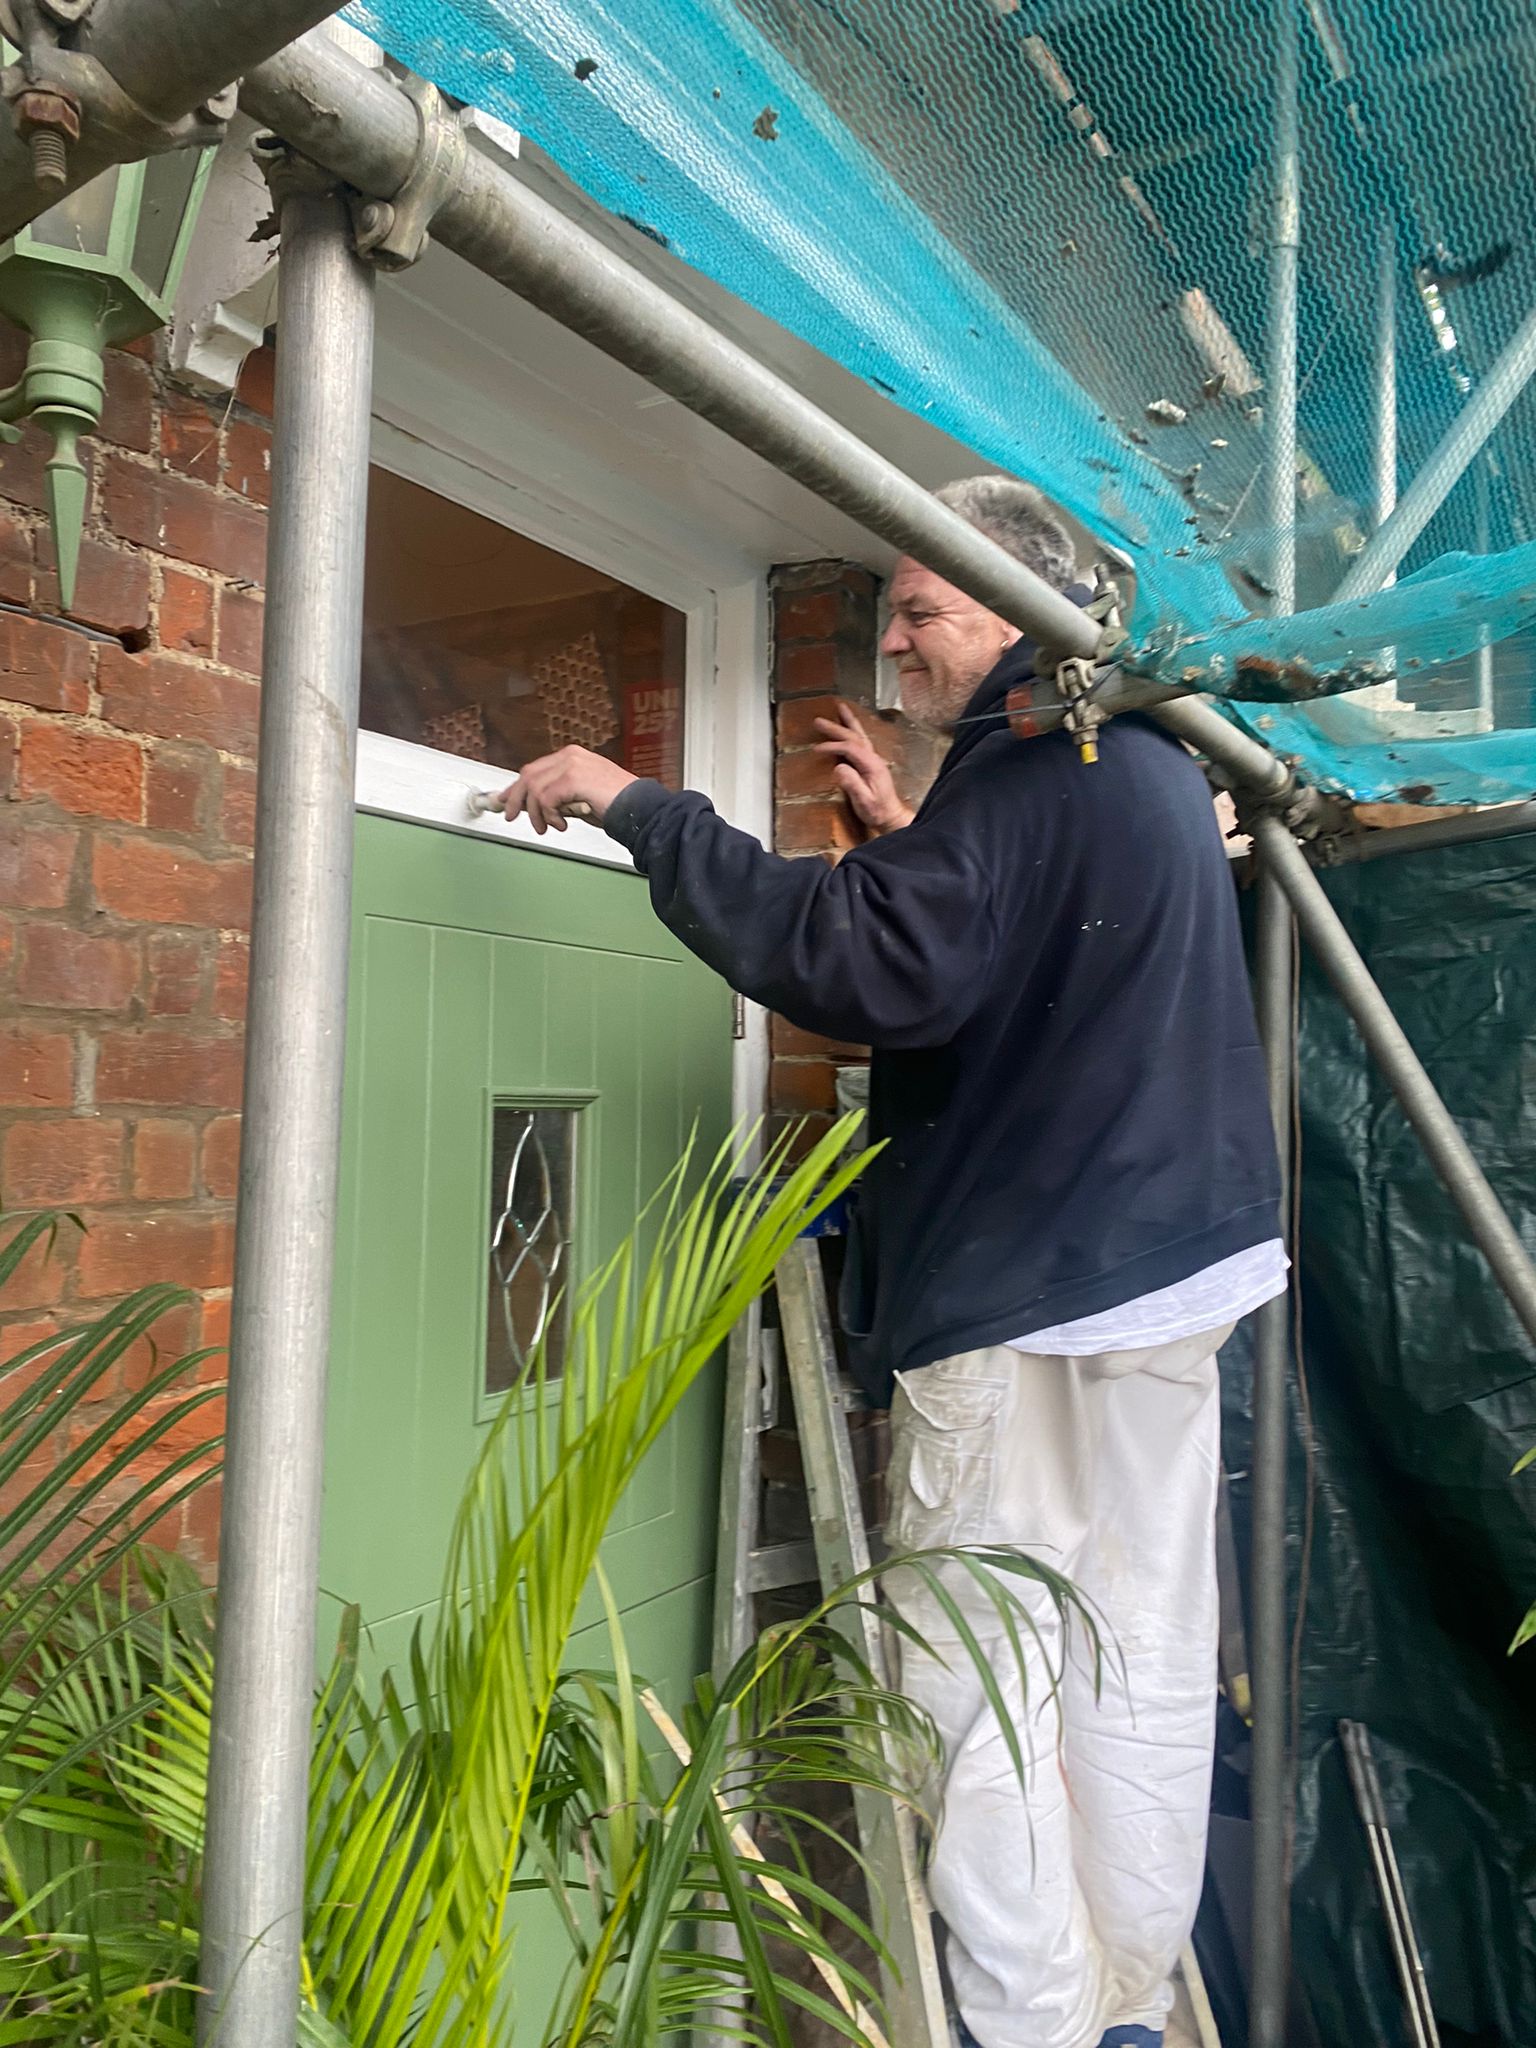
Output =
[
  {"x1": 709, "y1": 576, "x2": 773, "y2": 1136},
  {"x1": 355, "y1": 729, "x2": 635, "y2": 871}
]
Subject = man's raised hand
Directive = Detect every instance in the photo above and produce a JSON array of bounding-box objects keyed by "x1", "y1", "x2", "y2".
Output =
[{"x1": 814, "y1": 701, "x2": 914, "y2": 838}]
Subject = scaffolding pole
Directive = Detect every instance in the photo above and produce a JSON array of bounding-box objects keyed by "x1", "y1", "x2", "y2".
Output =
[
  {"x1": 1267, "y1": 0, "x2": 1301, "y2": 614},
  {"x1": 1336, "y1": 300, "x2": 1536, "y2": 601},
  {"x1": 1374, "y1": 219, "x2": 1398, "y2": 547},
  {"x1": 0, "y1": 0, "x2": 346, "y2": 241},
  {"x1": 1370, "y1": 218, "x2": 1401, "y2": 694},
  {"x1": 1249, "y1": 23, "x2": 1301, "y2": 2028},
  {"x1": 1334, "y1": 801, "x2": 1536, "y2": 863},
  {"x1": 1249, "y1": 867, "x2": 1295, "y2": 2048},
  {"x1": 197, "y1": 181, "x2": 375, "y2": 2048},
  {"x1": 1250, "y1": 814, "x2": 1536, "y2": 1350},
  {"x1": 1475, "y1": 460, "x2": 1495, "y2": 727}
]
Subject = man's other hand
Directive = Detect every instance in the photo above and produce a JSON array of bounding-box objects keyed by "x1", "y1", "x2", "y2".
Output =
[
  {"x1": 814, "y1": 702, "x2": 915, "y2": 838},
  {"x1": 497, "y1": 747, "x2": 638, "y2": 834}
]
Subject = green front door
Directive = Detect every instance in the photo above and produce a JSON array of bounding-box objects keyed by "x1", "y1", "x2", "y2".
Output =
[{"x1": 323, "y1": 810, "x2": 733, "y2": 1691}]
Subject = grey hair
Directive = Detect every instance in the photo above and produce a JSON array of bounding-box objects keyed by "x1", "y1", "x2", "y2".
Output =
[{"x1": 933, "y1": 475, "x2": 1078, "y2": 592}]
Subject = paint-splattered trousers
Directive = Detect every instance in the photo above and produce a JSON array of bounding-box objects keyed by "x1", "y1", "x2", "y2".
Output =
[{"x1": 884, "y1": 1325, "x2": 1234, "y2": 2048}]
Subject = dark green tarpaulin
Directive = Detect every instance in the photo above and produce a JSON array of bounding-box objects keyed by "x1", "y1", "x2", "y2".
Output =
[{"x1": 1222, "y1": 834, "x2": 1536, "y2": 2046}]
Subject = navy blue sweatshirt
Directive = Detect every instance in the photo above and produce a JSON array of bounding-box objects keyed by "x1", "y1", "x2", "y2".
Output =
[{"x1": 605, "y1": 641, "x2": 1280, "y2": 1405}]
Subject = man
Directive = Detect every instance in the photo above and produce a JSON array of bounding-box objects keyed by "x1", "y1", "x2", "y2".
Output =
[{"x1": 499, "y1": 476, "x2": 1283, "y2": 2048}]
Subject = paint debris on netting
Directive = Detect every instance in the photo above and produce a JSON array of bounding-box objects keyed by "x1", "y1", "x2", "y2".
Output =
[{"x1": 346, "y1": 0, "x2": 1536, "y2": 805}]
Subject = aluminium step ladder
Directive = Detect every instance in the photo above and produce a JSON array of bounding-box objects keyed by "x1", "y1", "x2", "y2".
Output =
[{"x1": 710, "y1": 1207, "x2": 951, "y2": 2048}]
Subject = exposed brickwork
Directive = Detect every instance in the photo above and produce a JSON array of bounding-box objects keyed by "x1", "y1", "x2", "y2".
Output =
[
  {"x1": 74, "y1": 1209, "x2": 236, "y2": 1301},
  {"x1": 767, "y1": 561, "x2": 945, "y2": 1159},
  {"x1": 17, "y1": 924, "x2": 140, "y2": 1012},
  {"x1": 159, "y1": 569, "x2": 215, "y2": 657},
  {"x1": 95, "y1": 1027, "x2": 244, "y2": 1111},
  {"x1": 3, "y1": 1116, "x2": 126, "y2": 1205},
  {"x1": 1, "y1": 1229, "x2": 66, "y2": 1312},
  {"x1": 98, "y1": 647, "x2": 261, "y2": 755},
  {"x1": 90, "y1": 834, "x2": 252, "y2": 929},
  {"x1": 0, "y1": 338, "x2": 273, "y2": 1572},
  {"x1": 19, "y1": 721, "x2": 143, "y2": 822},
  {"x1": 0, "y1": 1023, "x2": 74, "y2": 1106},
  {"x1": 217, "y1": 586, "x2": 263, "y2": 679},
  {"x1": 0, "y1": 816, "x2": 77, "y2": 909},
  {"x1": 34, "y1": 532, "x2": 152, "y2": 639},
  {"x1": 144, "y1": 747, "x2": 210, "y2": 835},
  {"x1": 145, "y1": 932, "x2": 208, "y2": 1017},
  {"x1": 0, "y1": 612, "x2": 93, "y2": 713},
  {"x1": 201, "y1": 1114, "x2": 242, "y2": 1202},
  {"x1": 132, "y1": 1117, "x2": 197, "y2": 1201}
]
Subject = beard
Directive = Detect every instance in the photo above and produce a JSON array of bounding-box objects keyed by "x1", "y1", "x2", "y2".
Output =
[{"x1": 897, "y1": 665, "x2": 979, "y2": 733}]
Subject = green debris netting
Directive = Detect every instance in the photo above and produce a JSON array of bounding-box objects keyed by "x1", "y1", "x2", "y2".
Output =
[
  {"x1": 349, "y1": 0, "x2": 1536, "y2": 802},
  {"x1": 1222, "y1": 835, "x2": 1536, "y2": 2045}
]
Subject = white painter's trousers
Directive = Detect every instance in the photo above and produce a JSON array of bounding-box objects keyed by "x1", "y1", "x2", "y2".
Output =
[{"x1": 884, "y1": 1326, "x2": 1232, "y2": 2048}]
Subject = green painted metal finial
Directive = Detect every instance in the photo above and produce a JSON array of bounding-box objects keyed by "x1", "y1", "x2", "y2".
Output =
[
  {"x1": 0, "y1": 272, "x2": 109, "y2": 610},
  {"x1": 44, "y1": 415, "x2": 87, "y2": 609}
]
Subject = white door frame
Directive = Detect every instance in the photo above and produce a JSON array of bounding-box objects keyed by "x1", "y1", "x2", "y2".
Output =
[{"x1": 354, "y1": 410, "x2": 773, "y2": 1129}]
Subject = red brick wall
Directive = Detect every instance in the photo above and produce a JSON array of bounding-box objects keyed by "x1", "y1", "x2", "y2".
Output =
[
  {"x1": 767, "y1": 560, "x2": 944, "y2": 1156},
  {"x1": 0, "y1": 334, "x2": 273, "y2": 1569}
]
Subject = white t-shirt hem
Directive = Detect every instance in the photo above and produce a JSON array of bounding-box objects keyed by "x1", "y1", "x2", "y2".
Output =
[{"x1": 1009, "y1": 1238, "x2": 1289, "y2": 1357}]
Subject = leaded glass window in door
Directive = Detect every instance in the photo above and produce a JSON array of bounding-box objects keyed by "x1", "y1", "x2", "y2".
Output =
[{"x1": 485, "y1": 1105, "x2": 576, "y2": 1394}]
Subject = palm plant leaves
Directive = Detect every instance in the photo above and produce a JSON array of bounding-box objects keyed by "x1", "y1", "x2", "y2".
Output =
[
  {"x1": 0, "y1": 1211, "x2": 219, "y2": 2048},
  {"x1": 1, "y1": 1131, "x2": 1103, "y2": 2048}
]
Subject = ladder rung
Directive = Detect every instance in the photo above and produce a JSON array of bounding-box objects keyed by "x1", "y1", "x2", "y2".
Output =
[{"x1": 746, "y1": 1539, "x2": 820, "y2": 1591}]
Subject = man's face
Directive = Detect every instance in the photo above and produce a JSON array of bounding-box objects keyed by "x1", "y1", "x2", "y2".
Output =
[{"x1": 880, "y1": 559, "x2": 1019, "y2": 732}]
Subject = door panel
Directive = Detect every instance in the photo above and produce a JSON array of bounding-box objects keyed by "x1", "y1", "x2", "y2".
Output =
[{"x1": 324, "y1": 812, "x2": 732, "y2": 1677}]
